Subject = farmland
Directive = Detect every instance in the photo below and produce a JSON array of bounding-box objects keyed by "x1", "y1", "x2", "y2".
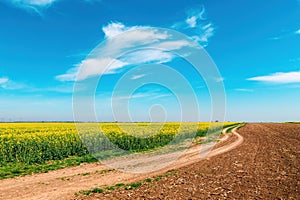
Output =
[
  {"x1": 0, "y1": 122, "x2": 236, "y2": 179},
  {"x1": 78, "y1": 123, "x2": 300, "y2": 200},
  {"x1": 0, "y1": 123, "x2": 299, "y2": 200}
]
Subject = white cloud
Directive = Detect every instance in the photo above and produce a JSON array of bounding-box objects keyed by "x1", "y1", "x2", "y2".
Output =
[
  {"x1": 131, "y1": 74, "x2": 145, "y2": 80},
  {"x1": 77, "y1": 58, "x2": 128, "y2": 80},
  {"x1": 191, "y1": 23, "x2": 215, "y2": 44},
  {"x1": 102, "y1": 22, "x2": 128, "y2": 38},
  {"x1": 56, "y1": 58, "x2": 128, "y2": 81},
  {"x1": 102, "y1": 23, "x2": 169, "y2": 56},
  {"x1": 156, "y1": 40, "x2": 194, "y2": 50},
  {"x1": 269, "y1": 28, "x2": 300, "y2": 40},
  {"x1": 4, "y1": 0, "x2": 101, "y2": 13},
  {"x1": 121, "y1": 49, "x2": 174, "y2": 65},
  {"x1": 112, "y1": 90, "x2": 171, "y2": 101},
  {"x1": 248, "y1": 71, "x2": 300, "y2": 84},
  {"x1": 57, "y1": 49, "x2": 174, "y2": 81},
  {"x1": 268, "y1": 36, "x2": 281, "y2": 40},
  {"x1": 57, "y1": 6, "x2": 215, "y2": 82},
  {"x1": 0, "y1": 77, "x2": 78, "y2": 93},
  {"x1": 102, "y1": 22, "x2": 168, "y2": 43},
  {"x1": 56, "y1": 22, "x2": 197, "y2": 81},
  {"x1": 113, "y1": 93, "x2": 151, "y2": 101},
  {"x1": 55, "y1": 67, "x2": 78, "y2": 82},
  {"x1": 0, "y1": 77, "x2": 28, "y2": 90},
  {"x1": 11, "y1": 0, "x2": 57, "y2": 6},
  {"x1": 185, "y1": 6, "x2": 206, "y2": 28},
  {"x1": 172, "y1": 6, "x2": 215, "y2": 46},
  {"x1": 4, "y1": 0, "x2": 57, "y2": 13},
  {"x1": 235, "y1": 88, "x2": 254, "y2": 92},
  {"x1": 186, "y1": 16, "x2": 197, "y2": 28},
  {"x1": 55, "y1": 6, "x2": 215, "y2": 81},
  {"x1": 0, "y1": 77, "x2": 9, "y2": 85}
]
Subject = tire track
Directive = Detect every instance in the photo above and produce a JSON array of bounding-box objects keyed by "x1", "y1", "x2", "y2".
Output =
[
  {"x1": 0, "y1": 124, "x2": 243, "y2": 200},
  {"x1": 82, "y1": 123, "x2": 300, "y2": 200}
]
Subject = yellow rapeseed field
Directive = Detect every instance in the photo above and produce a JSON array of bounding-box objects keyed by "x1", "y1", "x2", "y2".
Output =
[{"x1": 0, "y1": 122, "x2": 236, "y2": 165}]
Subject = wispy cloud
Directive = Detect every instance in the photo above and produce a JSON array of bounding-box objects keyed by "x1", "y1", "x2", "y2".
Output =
[
  {"x1": 172, "y1": 5, "x2": 215, "y2": 46},
  {"x1": 55, "y1": 58, "x2": 129, "y2": 81},
  {"x1": 112, "y1": 93, "x2": 151, "y2": 101},
  {"x1": 185, "y1": 6, "x2": 206, "y2": 28},
  {"x1": 0, "y1": 77, "x2": 9, "y2": 85},
  {"x1": 4, "y1": 0, "x2": 101, "y2": 13},
  {"x1": 3, "y1": 0, "x2": 58, "y2": 13},
  {"x1": 121, "y1": 49, "x2": 174, "y2": 65},
  {"x1": 235, "y1": 88, "x2": 254, "y2": 92},
  {"x1": 112, "y1": 90, "x2": 171, "y2": 102},
  {"x1": 156, "y1": 40, "x2": 194, "y2": 50},
  {"x1": 0, "y1": 77, "x2": 91, "y2": 94},
  {"x1": 10, "y1": 0, "x2": 57, "y2": 7},
  {"x1": 269, "y1": 28, "x2": 300, "y2": 40},
  {"x1": 131, "y1": 74, "x2": 146, "y2": 80},
  {"x1": 248, "y1": 71, "x2": 300, "y2": 84},
  {"x1": 56, "y1": 5, "x2": 215, "y2": 82},
  {"x1": 173, "y1": 5, "x2": 206, "y2": 29},
  {"x1": 55, "y1": 67, "x2": 78, "y2": 82},
  {"x1": 56, "y1": 21, "x2": 197, "y2": 81},
  {"x1": 0, "y1": 77, "x2": 28, "y2": 90},
  {"x1": 102, "y1": 22, "x2": 168, "y2": 42},
  {"x1": 268, "y1": 37, "x2": 280, "y2": 40}
]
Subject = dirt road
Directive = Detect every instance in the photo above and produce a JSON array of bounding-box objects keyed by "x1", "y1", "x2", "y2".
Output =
[
  {"x1": 0, "y1": 125, "x2": 242, "y2": 200},
  {"x1": 79, "y1": 123, "x2": 300, "y2": 199}
]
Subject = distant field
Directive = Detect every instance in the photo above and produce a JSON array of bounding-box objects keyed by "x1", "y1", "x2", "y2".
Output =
[{"x1": 0, "y1": 122, "x2": 236, "y2": 179}]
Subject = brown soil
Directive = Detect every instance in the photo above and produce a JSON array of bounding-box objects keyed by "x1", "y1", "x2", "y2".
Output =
[
  {"x1": 0, "y1": 125, "x2": 242, "y2": 200},
  {"x1": 78, "y1": 123, "x2": 300, "y2": 200}
]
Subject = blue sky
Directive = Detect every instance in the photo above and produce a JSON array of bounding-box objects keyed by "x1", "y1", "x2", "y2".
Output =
[{"x1": 0, "y1": 0, "x2": 300, "y2": 122}]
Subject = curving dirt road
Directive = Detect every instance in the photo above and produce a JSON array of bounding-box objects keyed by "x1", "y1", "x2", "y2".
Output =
[
  {"x1": 82, "y1": 123, "x2": 300, "y2": 200},
  {"x1": 0, "y1": 125, "x2": 243, "y2": 200}
]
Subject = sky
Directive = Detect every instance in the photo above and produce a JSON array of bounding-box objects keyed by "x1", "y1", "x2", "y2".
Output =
[{"x1": 0, "y1": 0, "x2": 300, "y2": 122}]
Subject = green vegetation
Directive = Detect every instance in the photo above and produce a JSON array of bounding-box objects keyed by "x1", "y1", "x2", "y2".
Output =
[
  {"x1": 155, "y1": 175, "x2": 163, "y2": 181},
  {"x1": 107, "y1": 186, "x2": 115, "y2": 190},
  {"x1": 76, "y1": 187, "x2": 104, "y2": 196},
  {"x1": 77, "y1": 170, "x2": 181, "y2": 196},
  {"x1": 115, "y1": 183, "x2": 126, "y2": 187},
  {"x1": 222, "y1": 123, "x2": 245, "y2": 135},
  {"x1": 91, "y1": 188, "x2": 104, "y2": 193},
  {"x1": 146, "y1": 178, "x2": 152, "y2": 182},
  {"x1": 0, "y1": 155, "x2": 97, "y2": 180},
  {"x1": 0, "y1": 122, "x2": 238, "y2": 179},
  {"x1": 125, "y1": 182, "x2": 142, "y2": 190}
]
